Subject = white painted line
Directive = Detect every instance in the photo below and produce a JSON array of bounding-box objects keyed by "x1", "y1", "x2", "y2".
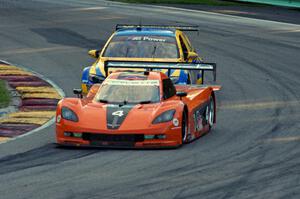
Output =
[
  {"x1": 0, "y1": 16, "x2": 124, "y2": 29},
  {"x1": 0, "y1": 60, "x2": 10, "y2": 65},
  {"x1": 156, "y1": 5, "x2": 300, "y2": 27},
  {"x1": 0, "y1": 59, "x2": 65, "y2": 145},
  {"x1": 155, "y1": 5, "x2": 300, "y2": 27},
  {"x1": 0, "y1": 118, "x2": 56, "y2": 144},
  {"x1": 66, "y1": 6, "x2": 107, "y2": 11},
  {"x1": 0, "y1": 46, "x2": 78, "y2": 56},
  {"x1": 272, "y1": 29, "x2": 300, "y2": 34},
  {"x1": 211, "y1": 10, "x2": 257, "y2": 15},
  {"x1": 264, "y1": 136, "x2": 300, "y2": 143},
  {"x1": 220, "y1": 100, "x2": 300, "y2": 110},
  {"x1": 102, "y1": 0, "x2": 300, "y2": 28}
]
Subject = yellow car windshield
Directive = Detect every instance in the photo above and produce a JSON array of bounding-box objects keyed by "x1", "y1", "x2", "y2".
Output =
[{"x1": 103, "y1": 35, "x2": 179, "y2": 58}]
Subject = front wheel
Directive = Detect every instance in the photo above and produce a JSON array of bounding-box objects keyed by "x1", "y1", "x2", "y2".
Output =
[{"x1": 205, "y1": 96, "x2": 215, "y2": 129}]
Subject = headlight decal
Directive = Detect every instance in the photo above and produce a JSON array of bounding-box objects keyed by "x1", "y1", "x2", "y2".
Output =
[
  {"x1": 152, "y1": 109, "x2": 176, "y2": 124},
  {"x1": 61, "y1": 107, "x2": 79, "y2": 122}
]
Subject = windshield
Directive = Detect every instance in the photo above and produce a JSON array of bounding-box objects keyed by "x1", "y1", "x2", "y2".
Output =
[
  {"x1": 95, "y1": 79, "x2": 160, "y2": 104},
  {"x1": 103, "y1": 35, "x2": 179, "y2": 58}
]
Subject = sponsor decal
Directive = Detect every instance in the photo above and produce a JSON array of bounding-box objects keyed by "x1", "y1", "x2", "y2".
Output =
[
  {"x1": 129, "y1": 36, "x2": 166, "y2": 42},
  {"x1": 193, "y1": 107, "x2": 206, "y2": 132},
  {"x1": 104, "y1": 79, "x2": 159, "y2": 86},
  {"x1": 194, "y1": 112, "x2": 203, "y2": 131}
]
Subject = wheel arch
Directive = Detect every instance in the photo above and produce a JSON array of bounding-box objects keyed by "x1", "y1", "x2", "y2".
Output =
[{"x1": 181, "y1": 104, "x2": 189, "y2": 143}]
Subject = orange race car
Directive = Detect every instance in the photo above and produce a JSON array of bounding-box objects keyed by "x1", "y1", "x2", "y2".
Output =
[{"x1": 56, "y1": 61, "x2": 220, "y2": 148}]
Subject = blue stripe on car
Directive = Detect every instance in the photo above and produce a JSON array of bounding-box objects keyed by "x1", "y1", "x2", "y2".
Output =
[
  {"x1": 115, "y1": 29, "x2": 175, "y2": 37},
  {"x1": 178, "y1": 70, "x2": 188, "y2": 84}
]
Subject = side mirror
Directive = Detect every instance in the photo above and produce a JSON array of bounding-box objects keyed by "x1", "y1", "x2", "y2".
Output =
[
  {"x1": 187, "y1": 51, "x2": 198, "y2": 59},
  {"x1": 73, "y1": 88, "x2": 83, "y2": 98},
  {"x1": 176, "y1": 91, "x2": 187, "y2": 100},
  {"x1": 88, "y1": 49, "x2": 100, "y2": 58}
]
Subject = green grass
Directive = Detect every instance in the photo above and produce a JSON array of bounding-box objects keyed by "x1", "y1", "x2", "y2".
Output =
[
  {"x1": 0, "y1": 80, "x2": 10, "y2": 108},
  {"x1": 109, "y1": 0, "x2": 245, "y2": 6}
]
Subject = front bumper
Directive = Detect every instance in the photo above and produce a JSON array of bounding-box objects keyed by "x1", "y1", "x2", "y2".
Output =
[{"x1": 56, "y1": 123, "x2": 182, "y2": 148}]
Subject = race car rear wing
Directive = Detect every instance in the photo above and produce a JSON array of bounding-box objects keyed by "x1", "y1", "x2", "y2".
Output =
[
  {"x1": 104, "y1": 61, "x2": 216, "y2": 84},
  {"x1": 116, "y1": 24, "x2": 199, "y2": 32}
]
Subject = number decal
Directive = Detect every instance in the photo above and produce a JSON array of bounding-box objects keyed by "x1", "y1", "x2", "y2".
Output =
[{"x1": 112, "y1": 110, "x2": 124, "y2": 117}]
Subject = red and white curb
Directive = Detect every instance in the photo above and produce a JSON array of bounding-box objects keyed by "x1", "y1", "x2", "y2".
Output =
[{"x1": 0, "y1": 60, "x2": 65, "y2": 144}]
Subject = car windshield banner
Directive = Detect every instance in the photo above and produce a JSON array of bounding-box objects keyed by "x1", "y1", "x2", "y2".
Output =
[{"x1": 104, "y1": 79, "x2": 159, "y2": 86}]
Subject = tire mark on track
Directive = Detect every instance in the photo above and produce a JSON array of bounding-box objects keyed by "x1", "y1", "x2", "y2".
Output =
[
  {"x1": 0, "y1": 144, "x2": 99, "y2": 175},
  {"x1": 191, "y1": 33, "x2": 300, "y2": 198}
]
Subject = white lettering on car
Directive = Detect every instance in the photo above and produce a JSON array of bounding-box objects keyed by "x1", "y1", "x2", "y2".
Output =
[
  {"x1": 112, "y1": 110, "x2": 124, "y2": 117},
  {"x1": 143, "y1": 36, "x2": 166, "y2": 42}
]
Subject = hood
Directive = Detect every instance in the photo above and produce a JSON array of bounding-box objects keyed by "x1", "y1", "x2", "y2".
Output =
[{"x1": 64, "y1": 99, "x2": 180, "y2": 132}]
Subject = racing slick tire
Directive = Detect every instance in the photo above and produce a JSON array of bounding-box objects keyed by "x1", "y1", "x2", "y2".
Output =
[
  {"x1": 181, "y1": 110, "x2": 188, "y2": 144},
  {"x1": 206, "y1": 96, "x2": 215, "y2": 130}
]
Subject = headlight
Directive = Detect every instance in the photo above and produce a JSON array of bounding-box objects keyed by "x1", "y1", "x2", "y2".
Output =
[
  {"x1": 88, "y1": 75, "x2": 105, "y2": 83},
  {"x1": 152, "y1": 110, "x2": 175, "y2": 124},
  {"x1": 61, "y1": 107, "x2": 78, "y2": 122}
]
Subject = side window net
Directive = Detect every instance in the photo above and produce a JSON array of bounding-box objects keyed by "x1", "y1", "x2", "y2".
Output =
[{"x1": 163, "y1": 79, "x2": 176, "y2": 99}]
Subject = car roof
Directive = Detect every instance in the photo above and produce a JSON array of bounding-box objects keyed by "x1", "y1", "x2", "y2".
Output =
[{"x1": 115, "y1": 28, "x2": 176, "y2": 37}]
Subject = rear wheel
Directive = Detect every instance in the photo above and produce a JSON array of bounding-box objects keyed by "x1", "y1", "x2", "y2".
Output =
[
  {"x1": 205, "y1": 96, "x2": 215, "y2": 129},
  {"x1": 181, "y1": 111, "x2": 188, "y2": 143}
]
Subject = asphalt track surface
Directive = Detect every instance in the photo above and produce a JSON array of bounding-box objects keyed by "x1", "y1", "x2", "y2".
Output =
[{"x1": 0, "y1": 0, "x2": 300, "y2": 198}]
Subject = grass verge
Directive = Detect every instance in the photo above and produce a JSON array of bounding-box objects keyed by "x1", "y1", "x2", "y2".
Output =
[
  {"x1": 109, "y1": 0, "x2": 248, "y2": 6},
  {"x1": 0, "y1": 80, "x2": 10, "y2": 108}
]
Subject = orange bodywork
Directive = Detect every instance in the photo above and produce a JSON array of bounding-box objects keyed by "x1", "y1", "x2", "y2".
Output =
[{"x1": 56, "y1": 71, "x2": 216, "y2": 148}]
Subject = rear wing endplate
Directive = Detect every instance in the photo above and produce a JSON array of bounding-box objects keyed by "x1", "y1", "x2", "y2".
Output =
[
  {"x1": 116, "y1": 24, "x2": 199, "y2": 31},
  {"x1": 104, "y1": 61, "x2": 216, "y2": 84}
]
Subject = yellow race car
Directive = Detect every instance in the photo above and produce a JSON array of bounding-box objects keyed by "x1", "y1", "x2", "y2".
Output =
[{"x1": 81, "y1": 24, "x2": 204, "y2": 93}]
